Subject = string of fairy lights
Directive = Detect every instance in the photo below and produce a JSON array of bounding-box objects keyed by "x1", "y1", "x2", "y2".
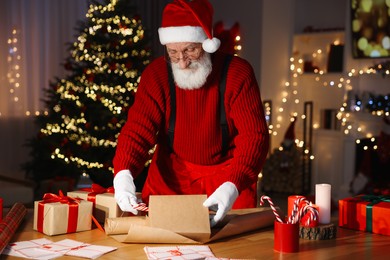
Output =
[
  {"x1": 6, "y1": 29, "x2": 22, "y2": 107},
  {"x1": 266, "y1": 38, "x2": 390, "y2": 161}
]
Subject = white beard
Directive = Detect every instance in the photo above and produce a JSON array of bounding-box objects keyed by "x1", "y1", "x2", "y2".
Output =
[{"x1": 171, "y1": 53, "x2": 212, "y2": 90}]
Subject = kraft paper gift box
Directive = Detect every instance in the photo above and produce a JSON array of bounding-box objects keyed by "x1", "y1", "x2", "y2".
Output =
[
  {"x1": 105, "y1": 194, "x2": 276, "y2": 244},
  {"x1": 339, "y1": 195, "x2": 390, "y2": 236},
  {"x1": 33, "y1": 192, "x2": 93, "y2": 236},
  {"x1": 67, "y1": 185, "x2": 141, "y2": 223}
]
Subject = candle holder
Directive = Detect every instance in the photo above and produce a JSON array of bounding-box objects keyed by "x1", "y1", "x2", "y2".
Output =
[{"x1": 299, "y1": 223, "x2": 337, "y2": 240}]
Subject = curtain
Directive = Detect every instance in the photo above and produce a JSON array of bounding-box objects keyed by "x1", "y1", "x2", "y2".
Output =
[
  {"x1": 0, "y1": 0, "x2": 87, "y2": 117},
  {"x1": 0, "y1": 0, "x2": 87, "y2": 180}
]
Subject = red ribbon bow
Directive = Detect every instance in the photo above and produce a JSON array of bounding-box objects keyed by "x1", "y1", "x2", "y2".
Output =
[
  {"x1": 80, "y1": 183, "x2": 115, "y2": 195},
  {"x1": 79, "y1": 184, "x2": 115, "y2": 204},
  {"x1": 37, "y1": 190, "x2": 81, "y2": 234},
  {"x1": 42, "y1": 190, "x2": 81, "y2": 204}
]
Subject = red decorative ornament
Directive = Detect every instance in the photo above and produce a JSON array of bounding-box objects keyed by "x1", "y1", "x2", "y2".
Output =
[
  {"x1": 118, "y1": 23, "x2": 127, "y2": 30},
  {"x1": 87, "y1": 74, "x2": 95, "y2": 82},
  {"x1": 109, "y1": 62, "x2": 117, "y2": 71},
  {"x1": 125, "y1": 61, "x2": 133, "y2": 69}
]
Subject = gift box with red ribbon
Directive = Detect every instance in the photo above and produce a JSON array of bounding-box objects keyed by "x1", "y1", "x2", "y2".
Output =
[
  {"x1": 67, "y1": 184, "x2": 140, "y2": 223},
  {"x1": 339, "y1": 195, "x2": 390, "y2": 236},
  {"x1": 33, "y1": 191, "x2": 93, "y2": 236}
]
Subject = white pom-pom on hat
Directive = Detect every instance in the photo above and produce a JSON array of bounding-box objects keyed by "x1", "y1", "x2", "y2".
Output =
[
  {"x1": 202, "y1": 37, "x2": 221, "y2": 53},
  {"x1": 158, "y1": 0, "x2": 220, "y2": 53}
]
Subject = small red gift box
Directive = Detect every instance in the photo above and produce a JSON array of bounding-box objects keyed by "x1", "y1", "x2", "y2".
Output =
[{"x1": 339, "y1": 195, "x2": 390, "y2": 236}]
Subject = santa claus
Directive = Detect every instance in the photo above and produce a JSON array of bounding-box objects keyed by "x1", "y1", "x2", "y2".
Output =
[{"x1": 113, "y1": 0, "x2": 269, "y2": 227}]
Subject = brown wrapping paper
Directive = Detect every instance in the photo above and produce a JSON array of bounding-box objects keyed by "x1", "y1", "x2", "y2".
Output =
[
  {"x1": 105, "y1": 216, "x2": 148, "y2": 235},
  {"x1": 105, "y1": 195, "x2": 276, "y2": 244}
]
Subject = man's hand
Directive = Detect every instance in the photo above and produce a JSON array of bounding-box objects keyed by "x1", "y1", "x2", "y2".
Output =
[
  {"x1": 113, "y1": 169, "x2": 139, "y2": 215},
  {"x1": 203, "y1": 182, "x2": 238, "y2": 227}
]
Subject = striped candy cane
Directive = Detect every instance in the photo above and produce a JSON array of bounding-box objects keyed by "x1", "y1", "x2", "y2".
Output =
[
  {"x1": 133, "y1": 202, "x2": 149, "y2": 212},
  {"x1": 259, "y1": 195, "x2": 284, "y2": 223},
  {"x1": 299, "y1": 203, "x2": 319, "y2": 226},
  {"x1": 288, "y1": 197, "x2": 310, "y2": 224}
]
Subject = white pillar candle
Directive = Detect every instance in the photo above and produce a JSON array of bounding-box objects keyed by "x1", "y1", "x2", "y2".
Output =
[{"x1": 315, "y1": 183, "x2": 331, "y2": 224}]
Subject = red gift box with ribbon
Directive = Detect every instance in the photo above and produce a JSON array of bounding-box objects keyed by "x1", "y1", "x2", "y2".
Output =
[
  {"x1": 338, "y1": 195, "x2": 390, "y2": 236},
  {"x1": 33, "y1": 191, "x2": 93, "y2": 236},
  {"x1": 67, "y1": 184, "x2": 141, "y2": 223}
]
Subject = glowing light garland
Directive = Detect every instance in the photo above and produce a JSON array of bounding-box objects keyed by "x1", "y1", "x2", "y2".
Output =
[
  {"x1": 273, "y1": 47, "x2": 389, "y2": 157},
  {"x1": 268, "y1": 32, "x2": 389, "y2": 166},
  {"x1": 6, "y1": 29, "x2": 22, "y2": 105}
]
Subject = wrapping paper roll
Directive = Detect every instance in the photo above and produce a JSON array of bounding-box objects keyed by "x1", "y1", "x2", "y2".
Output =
[
  {"x1": 105, "y1": 216, "x2": 148, "y2": 235},
  {"x1": 0, "y1": 203, "x2": 27, "y2": 254}
]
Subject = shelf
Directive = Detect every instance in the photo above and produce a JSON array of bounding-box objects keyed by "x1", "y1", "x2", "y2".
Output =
[{"x1": 293, "y1": 31, "x2": 345, "y2": 74}]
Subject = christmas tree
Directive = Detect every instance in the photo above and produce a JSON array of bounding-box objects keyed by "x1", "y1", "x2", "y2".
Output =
[{"x1": 23, "y1": 0, "x2": 152, "y2": 188}]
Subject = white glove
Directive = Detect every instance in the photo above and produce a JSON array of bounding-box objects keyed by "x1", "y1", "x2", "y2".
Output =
[
  {"x1": 113, "y1": 169, "x2": 138, "y2": 215},
  {"x1": 203, "y1": 182, "x2": 238, "y2": 227}
]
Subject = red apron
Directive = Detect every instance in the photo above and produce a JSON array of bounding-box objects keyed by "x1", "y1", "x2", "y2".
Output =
[{"x1": 141, "y1": 148, "x2": 257, "y2": 209}]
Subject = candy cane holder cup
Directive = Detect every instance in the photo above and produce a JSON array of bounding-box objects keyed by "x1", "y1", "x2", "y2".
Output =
[{"x1": 274, "y1": 220, "x2": 299, "y2": 253}]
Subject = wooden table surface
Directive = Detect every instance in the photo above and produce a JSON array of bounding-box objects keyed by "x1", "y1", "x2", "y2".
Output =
[{"x1": 2, "y1": 211, "x2": 390, "y2": 260}]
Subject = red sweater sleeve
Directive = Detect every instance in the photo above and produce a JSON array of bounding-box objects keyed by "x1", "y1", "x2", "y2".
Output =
[{"x1": 113, "y1": 58, "x2": 170, "y2": 177}]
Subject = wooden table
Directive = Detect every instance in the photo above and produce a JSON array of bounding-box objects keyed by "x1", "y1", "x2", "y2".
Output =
[{"x1": 2, "y1": 211, "x2": 390, "y2": 260}]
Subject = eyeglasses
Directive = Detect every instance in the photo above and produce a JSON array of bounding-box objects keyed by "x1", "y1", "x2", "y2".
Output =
[{"x1": 166, "y1": 44, "x2": 202, "y2": 63}]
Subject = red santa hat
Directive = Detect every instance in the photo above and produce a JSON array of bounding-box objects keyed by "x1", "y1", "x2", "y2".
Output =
[{"x1": 158, "y1": 0, "x2": 221, "y2": 53}]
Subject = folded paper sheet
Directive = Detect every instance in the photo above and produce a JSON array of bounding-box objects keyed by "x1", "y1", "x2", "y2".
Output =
[
  {"x1": 105, "y1": 195, "x2": 276, "y2": 244},
  {"x1": 144, "y1": 245, "x2": 215, "y2": 259},
  {"x1": 3, "y1": 238, "x2": 117, "y2": 259}
]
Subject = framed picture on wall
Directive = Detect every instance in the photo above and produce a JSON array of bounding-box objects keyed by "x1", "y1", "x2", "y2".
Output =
[{"x1": 350, "y1": 0, "x2": 390, "y2": 59}]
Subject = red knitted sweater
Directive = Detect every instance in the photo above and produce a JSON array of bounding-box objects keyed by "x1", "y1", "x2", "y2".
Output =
[{"x1": 113, "y1": 52, "x2": 269, "y2": 192}]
